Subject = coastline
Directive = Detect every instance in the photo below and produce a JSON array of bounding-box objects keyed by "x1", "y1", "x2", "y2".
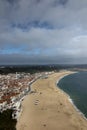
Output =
[
  {"x1": 16, "y1": 71, "x2": 87, "y2": 130},
  {"x1": 57, "y1": 72, "x2": 87, "y2": 121}
]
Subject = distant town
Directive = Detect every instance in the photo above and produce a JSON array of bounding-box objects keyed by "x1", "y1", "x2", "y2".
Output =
[
  {"x1": 0, "y1": 71, "x2": 54, "y2": 119},
  {"x1": 0, "y1": 64, "x2": 87, "y2": 120}
]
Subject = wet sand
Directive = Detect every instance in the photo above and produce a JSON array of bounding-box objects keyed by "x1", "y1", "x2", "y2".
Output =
[{"x1": 16, "y1": 71, "x2": 87, "y2": 130}]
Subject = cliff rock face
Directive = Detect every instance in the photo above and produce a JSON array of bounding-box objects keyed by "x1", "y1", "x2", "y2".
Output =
[{"x1": 0, "y1": 109, "x2": 17, "y2": 130}]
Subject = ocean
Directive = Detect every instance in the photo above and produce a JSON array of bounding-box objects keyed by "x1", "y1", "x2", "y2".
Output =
[{"x1": 58, "y1": 71, "x2": 87, "y2": 118}]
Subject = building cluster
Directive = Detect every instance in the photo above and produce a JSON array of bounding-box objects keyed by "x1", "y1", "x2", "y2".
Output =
[{"x1": 0, "y1": 71, "x2": 54, "y2": 119}]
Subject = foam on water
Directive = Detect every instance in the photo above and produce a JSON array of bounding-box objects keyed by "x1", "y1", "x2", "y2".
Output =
[{"x1": 57, "y1": 72, "x2": 87, "y2": 121}]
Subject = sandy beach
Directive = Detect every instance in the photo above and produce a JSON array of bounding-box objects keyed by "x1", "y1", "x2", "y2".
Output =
[{"x1": 16, "y1": 71, "x2": 87, "y2": 130}]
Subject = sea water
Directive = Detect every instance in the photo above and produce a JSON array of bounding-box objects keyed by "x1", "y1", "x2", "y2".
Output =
[{"x1": 58, "y1": 71, "x2": 87, "y2": 118}]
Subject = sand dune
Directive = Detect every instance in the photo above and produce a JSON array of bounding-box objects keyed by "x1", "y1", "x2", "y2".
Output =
[{"x1": 16, "y1": 71, "x2": 87, "y2": 130}]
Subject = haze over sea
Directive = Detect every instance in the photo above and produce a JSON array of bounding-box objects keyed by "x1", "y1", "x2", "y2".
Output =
[{"x1": 58, "y1": 71, "x2": 87, "y2": 118}]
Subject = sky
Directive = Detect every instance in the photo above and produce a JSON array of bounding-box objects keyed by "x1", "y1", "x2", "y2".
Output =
[{"x1": 0, "y1": 0, "x2": 87, "y2": 65}]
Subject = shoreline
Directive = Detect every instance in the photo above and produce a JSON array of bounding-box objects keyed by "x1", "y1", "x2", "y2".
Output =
[
  {"x1": 16, "y1": 71, "x2": 87, "y2": 130},
  {"x1": 56, "y1": 73, "x2": 87, "y2": 121}
]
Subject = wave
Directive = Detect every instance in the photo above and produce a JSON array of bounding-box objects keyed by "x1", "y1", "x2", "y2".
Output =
[{"x1": 56, "y1": 73, "x2": 87, "y2": 121}]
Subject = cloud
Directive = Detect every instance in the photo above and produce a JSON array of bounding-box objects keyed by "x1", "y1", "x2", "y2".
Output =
[{"x1": 0, "y1": 0, "x2": 87, "y2": 64}]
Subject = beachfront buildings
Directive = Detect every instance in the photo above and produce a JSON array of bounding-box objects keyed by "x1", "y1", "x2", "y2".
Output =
[{"x1": 0, "y1": 71, "x2": 53, "y2": 118}]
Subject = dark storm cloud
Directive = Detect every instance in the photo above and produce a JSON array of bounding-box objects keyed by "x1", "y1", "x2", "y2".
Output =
[
  {"x1": 0, "y1": 0, "x2": 87, "y2": 64},
  {"x1": 6, "y1": 0, "x2": 17, "y2": 5},
  {"x1": 59, "y1": 0, "x2": 68, "y2": 5},
  {"x1": 53, "y1": 0, "x2": 68, "y2": 6}
]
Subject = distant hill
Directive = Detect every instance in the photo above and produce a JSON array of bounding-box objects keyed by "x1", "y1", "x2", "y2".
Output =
[{"x1": 0, "y1": 64, "x2": 87, "y2": 74}]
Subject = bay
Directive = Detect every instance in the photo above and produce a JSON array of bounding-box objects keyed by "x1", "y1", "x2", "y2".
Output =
[{"x1": 58, "y1": 71, "x2": 87, "y2": 118}]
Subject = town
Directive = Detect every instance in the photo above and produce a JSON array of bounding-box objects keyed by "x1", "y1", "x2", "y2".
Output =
[{"x1": 0, "y1": 71, "x2": 53, "y2": 119}]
